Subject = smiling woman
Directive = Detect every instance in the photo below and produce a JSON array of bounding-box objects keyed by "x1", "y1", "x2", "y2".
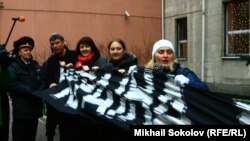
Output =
[
  {"x1": 74, "y1": 36, "x2": 107, "y2": 71},
  {"x1": 106, "y1": 38, "x2": 138, "y2": 74}
]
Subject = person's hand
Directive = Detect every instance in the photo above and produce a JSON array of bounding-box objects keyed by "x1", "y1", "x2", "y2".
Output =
[
  {"x1": 59, "y1": 61, "x2": 66, "y2": 67},
  {"x1": 65, "y1": 63, "x2": 73, "y2": 68},
  {"x1": 0, "y1": 44, "x2": 12, "y2": 69},
  {"x1": 49, "y1": 83, "x2": 57, "y2": 88},
  {"x1": 92, "y1": 66, "x2": 99, "y2": 72},
  {"x1": 174, "y1": 75, "x2": 189, "y2": 87},
  {"x1": 59, "y1": 61, "x2": 73, "y2": 68},
  {"x1": 82, "y1": 65, "x2": 90, "y2": 71},
  {"x1": 118, "y1": 69, "x2": 126, "y2": 74}
]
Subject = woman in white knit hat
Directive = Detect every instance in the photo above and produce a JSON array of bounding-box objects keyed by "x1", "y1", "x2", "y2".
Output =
[{"x1": 145, "y1": 39, "x2": 208, "y2": 91}]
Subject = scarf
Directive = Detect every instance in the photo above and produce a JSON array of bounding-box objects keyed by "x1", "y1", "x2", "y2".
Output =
[
  {"x1": 153, "y1": 62, "x2": 180, "y2": 74},
  {"x1": 75, "y1": 52, "x2": 95, "y2": 69},
  {"x1": 110, "y1": 53, "x2": 129, "y2": 67}
]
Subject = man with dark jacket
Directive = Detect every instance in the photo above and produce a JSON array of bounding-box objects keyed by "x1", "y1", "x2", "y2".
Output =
[
  {"x1": 41, "y1": 33, "x2": 77, "y2": 141},
  {"x1": 8, "y1": 36, "x2": 43, "y2": 141}
]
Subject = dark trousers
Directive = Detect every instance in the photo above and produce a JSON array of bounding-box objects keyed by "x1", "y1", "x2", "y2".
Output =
[
  {"x1": 0, "y1": 93, "x2": 10, "y2": 141},
  {"x1": 12, "y1": 118, "x2": 38, "y2": 141},
  {"x1": 75, "y1": 114, "x2": 130, "y2": 141},
  {"x1": 46, "y1": 104, "x2": 80, "y2": 141},
  {"x1": 0, "y1": 123, "x2": 9, "y2": 141},
  {"x1": 46, "y1": 104, "x2": 59, "y2": 141}
]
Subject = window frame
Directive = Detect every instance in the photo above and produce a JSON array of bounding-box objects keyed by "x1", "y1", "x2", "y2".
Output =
[
  {"x1": 176, "y1": 17, "x2": 188, "y2": 59},
  {"x1": 223, "y1": 0, "x2": 250, "y2": 57}
]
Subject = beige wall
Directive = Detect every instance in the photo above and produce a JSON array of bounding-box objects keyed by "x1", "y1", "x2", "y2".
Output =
[
  {"x1": 0, "y1": 0, "x2": 162, "y2": 65},
  {"x1": 164, "y1": 0, "x2": 250, "y2": 95}
]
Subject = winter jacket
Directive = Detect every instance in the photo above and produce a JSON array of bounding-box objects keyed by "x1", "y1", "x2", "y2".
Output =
[
  {"x1": 154, "y1": 63, "x2": 209, "y2": 91},
  {"x1": 75, "y1": 52, "x2": 107, "y2": 71},
  {"x1": 107, "y1": 52, "x2": 137, "y2": 72},
  {"x1": 8, "y1": 57, "x2": 43, "y2": 119},
  {"x1": 42, "y1": 48, "x2": 77, "y2": 86},
  {"x1": 0, "y1": 66, "x2": 11, "y2": 125}
]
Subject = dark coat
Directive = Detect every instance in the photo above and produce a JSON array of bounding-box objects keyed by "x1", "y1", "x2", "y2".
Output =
[
  {"x1": 42, "y1": 48, "x2": 77, "y2": 86},
  {"x1": 154, "y1": 63, "x2": 209, "y2": 91},
  {"x1": 8, "y1": 57, "x2": 43, "y2": 119},
  {"x1": 0, "y1": 66, "x2": 11, "y2": 141},
  {"x1": 40, "y1": 48, "x2": 78, "y2": 140},
  {"x1": 75, "y1": 53, "x2": 107, "y2": 71}
]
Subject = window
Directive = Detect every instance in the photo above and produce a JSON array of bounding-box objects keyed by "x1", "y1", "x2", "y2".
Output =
[
  {"x1": 224, "y1": 0, "x2": 249, "y2": 56},
  {"x1": 176, "y1": 18, "x2": 188, "y2": 58}
]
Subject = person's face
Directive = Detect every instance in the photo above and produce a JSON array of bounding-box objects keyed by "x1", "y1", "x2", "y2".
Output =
[
  {"x1": 18, "y1": 47, "x2": 32, "y2": 61},
  {"x1": 50, "y1": 39, "x2": 65, "y2": 56},
  {"x1": 154, "y1": 47, "x2": 175, "y2": 67},
  {"x1": 109, "y1": 41, "x2": 125, "y2": 60},
  {"x1": 79, "y1": 44, "x2": 92, "y2": 56}
]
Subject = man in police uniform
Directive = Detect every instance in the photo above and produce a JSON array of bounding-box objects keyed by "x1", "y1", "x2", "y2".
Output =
[{"x1": 8, "y1": 36, "x2": 43, "y2": 141}]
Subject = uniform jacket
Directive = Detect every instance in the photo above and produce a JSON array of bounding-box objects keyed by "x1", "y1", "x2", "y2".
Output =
[{"x1": 8, "y1": 57, "x2": 43, "y2": 119}]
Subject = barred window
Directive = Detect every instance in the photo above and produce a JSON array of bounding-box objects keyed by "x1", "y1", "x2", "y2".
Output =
[{"x1": 224, "y1": 0, "x2": 249, "y2": 56}]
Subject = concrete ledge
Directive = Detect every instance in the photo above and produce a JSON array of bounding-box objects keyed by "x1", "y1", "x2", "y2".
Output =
[{"x1": 206, "y1": 82, "x2": 250, "y2": 99}]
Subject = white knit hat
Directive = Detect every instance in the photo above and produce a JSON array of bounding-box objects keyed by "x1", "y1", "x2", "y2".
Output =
[{"x1": 152, "y1": 39, "x2": 175, "y2": 58}]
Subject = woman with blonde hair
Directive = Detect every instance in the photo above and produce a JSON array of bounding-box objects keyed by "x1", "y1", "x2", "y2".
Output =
[{"x1": 145, "y1": 39, "x2": 208, "y2": 91}]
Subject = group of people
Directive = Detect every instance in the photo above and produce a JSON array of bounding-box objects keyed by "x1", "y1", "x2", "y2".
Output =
[{"x1": 0, "y1": 32, "x2": 208, "y2": 141}]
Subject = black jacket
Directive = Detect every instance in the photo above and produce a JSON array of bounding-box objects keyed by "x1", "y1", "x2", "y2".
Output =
[
  {"x1": 8, "y1": 57, "x2": 43, "y2": 119},
  {"x1": 107, "y1": 53, "x2": 137, "y2": 72},
  {"x1": 42, "y1": 48, "x2": 77, "y2": 87}
]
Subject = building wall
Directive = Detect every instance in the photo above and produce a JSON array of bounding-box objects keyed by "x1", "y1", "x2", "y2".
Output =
[
  {"x1": 165, "y1": 0, "x2": 203, "y2": 75},
  {"x1": 164, "y1": 0, "x2": 250, "y2": 96},
  {"x1": 0, "y1": 0, "x2": 162, "y2": 65}
]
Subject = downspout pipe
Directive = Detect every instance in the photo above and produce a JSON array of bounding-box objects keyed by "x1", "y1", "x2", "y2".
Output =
[
  {"x1": 201, "y1": 0, "x2": 205, "y2": 81},
  {"x1": 162, "y1": 0, "x2": 165, "y2": 39}
]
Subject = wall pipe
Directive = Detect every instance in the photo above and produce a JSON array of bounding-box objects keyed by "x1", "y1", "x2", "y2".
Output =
[
  {"x1": 162, "y1": 0, "x2": 165, "y2": 39},
  {"x1": 201, "y1": 0, "x2": 206, "y2": 81}
]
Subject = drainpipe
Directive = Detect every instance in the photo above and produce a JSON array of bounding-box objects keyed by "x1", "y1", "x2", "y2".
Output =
[
  {"x1": 201, "y1": 0, "x2": 205, "y2": 81},
  {"x1": 162, "y1": 0, "x2": 165, "y2": 39}
]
